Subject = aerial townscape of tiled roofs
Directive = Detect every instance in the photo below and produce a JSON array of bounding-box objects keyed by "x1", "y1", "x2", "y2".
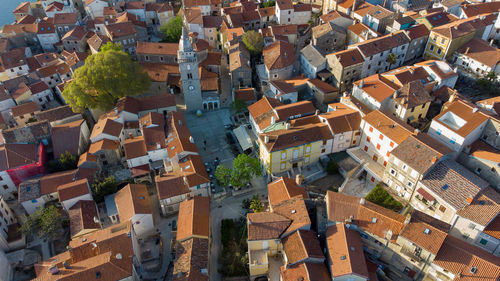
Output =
[{"x1": 0, "y1": 0, "x2": 499, "y2": 280}]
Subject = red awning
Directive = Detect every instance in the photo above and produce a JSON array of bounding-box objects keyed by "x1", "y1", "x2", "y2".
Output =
[{"x1": 417, "y1": 188, "x2": 435, "y2": 202}]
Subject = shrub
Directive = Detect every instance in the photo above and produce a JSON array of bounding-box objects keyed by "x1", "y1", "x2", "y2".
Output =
[
  {"x1": 326, "y1": 160, "x2": 339, "y2": 175},
  {"x1": 365, "y1": 184, "x2": 403, "y2": 212}
]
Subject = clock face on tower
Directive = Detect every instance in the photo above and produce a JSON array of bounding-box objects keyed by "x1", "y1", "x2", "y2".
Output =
[{"x1": 188, "y1": 85, "x2": 195, "y2": 91}]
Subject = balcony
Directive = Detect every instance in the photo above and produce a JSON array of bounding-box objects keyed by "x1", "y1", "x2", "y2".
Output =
[
  {"x1": 400, "y1": 246, "x2": 424, "y2": 264},
  {"x1": 288, "y1": 156, "x2": 304, "y2": 164}
]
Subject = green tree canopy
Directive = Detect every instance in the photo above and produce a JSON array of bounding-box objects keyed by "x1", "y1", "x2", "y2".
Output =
[
  {"x1": 386, "y1": 53, "x2": 397, "y2": 67},
  {"x1": 231, "y1": 99, "x2": 247, "y2": 113},
  {"x1": 20, "y1": 205, "x2": 64, "y2": 240},
  {"x1": 62, "y1": 42, "x2": 150, "y2": 112},
  {"x1": 262, "y1": 0, "x2": 275, "y2": 7},
  {"x1": 249, "y1": 197, "x2": 263, "y2": 212},
  {"x1": 215, "y1": 154, "x2": 262, "y2": 188},
  {"x1": 242, "y1": 30, "x2": 264, "y2": 56},
  {"x1": 160, "y1": 16, "x2": 183, "y2": 43},
  {"x1": 365, "y1": 184, "x2": 403, "y2": 212},
  {"x1": 60, "y1": 151, "x2": 78, "y2": 170},
  {"x1": 91, "y1": 176, "x2": 118, "y2": 203}
]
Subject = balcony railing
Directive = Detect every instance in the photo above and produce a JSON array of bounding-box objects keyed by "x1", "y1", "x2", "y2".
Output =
[
  {"x1": 288, "y1": 156, "x2": 304, "y2": 164},
  {"x1": 400, "y1": 246, "x2": 424, "y2": 264}
]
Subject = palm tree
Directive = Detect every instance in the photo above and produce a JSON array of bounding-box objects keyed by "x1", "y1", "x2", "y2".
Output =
[
  {"x1": 386, "y1": 53, "x2": 397, "y2": 69},
  {"x1": 249, "y1": 198, "x2": 263, "y2": 212}
]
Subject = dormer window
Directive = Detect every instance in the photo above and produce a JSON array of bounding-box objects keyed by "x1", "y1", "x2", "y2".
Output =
[{"x1": 371, "y1": 217, "x2": 377, "y2": 223}]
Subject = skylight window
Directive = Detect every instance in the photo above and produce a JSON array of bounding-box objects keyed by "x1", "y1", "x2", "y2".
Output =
[
  {"x1": 340, "y1": 255, "x2": 346, "y2": 260},
  {"x1": 442, "y1": 184, "x2": 449, "y2": 190},
  {"x1": 424, "y1": 228, "x2": 431, "y2": 234}
]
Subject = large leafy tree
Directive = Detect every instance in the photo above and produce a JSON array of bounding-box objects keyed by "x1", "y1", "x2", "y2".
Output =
[
  {"x1": 242, "y1": 30, "x2": 264, "y2": 56},
  {"x1": 62, "y1": 42, "x2": 151, "y2": 112},
  {"x1": 215, "y1": 154, "x2": 262, "y2": 188},
  {"x1": 91, "y1": 176, "x2": 118, "y2": 203},
  {"x1": 160, "y1": 16, "x2": 183, "y2": 43},
  {"x1": 20, "y1": 206, "x2": 64, "y2": 240}
]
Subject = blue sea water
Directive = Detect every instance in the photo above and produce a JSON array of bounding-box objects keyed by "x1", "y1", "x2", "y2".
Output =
[{"x1": 1, "y1": 0, "x2": 29, "y2": 27}]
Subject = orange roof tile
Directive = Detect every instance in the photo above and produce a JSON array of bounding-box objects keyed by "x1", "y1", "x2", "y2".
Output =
[
  {"x1": 177, "y1": 196, "x2": 210, "y2": 241},
  {"x1": 57, "y1": 179, "x2": 90, "y2": 202},
  {"x1": 268, "y1": 177, "x2": 308, "y2": 207},
  {"x1": 114, "y1": 184, "x2": 152, "y2": 221}
]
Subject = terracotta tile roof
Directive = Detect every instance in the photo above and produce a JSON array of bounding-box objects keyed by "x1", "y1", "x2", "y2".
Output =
[
  {"x1": 270, "y1": 80, "x2": 296, "y2": 95},
  {"x1": 404, "y1": 24, "x2": 429, "y2": 40},
  {"x1": 87, "y1": 33, "x2": 109, "y2": 51},
  {"x1": 14, "y1": 2, "x2": 30, "y2": 14},
  {"x1": 11, "y1": 102, "x2": 39, "y2": 117},
  {"x1": 353, "y1": 31, "x2": 409, "y2": 58},
  {"x1": 456, "y1": 187, "x2": 500, "y2": 227},
  {"x1": 277, "y1": 0, "x2": 293, "y2": 10},
  {"x1": 354, "y1": 74, "x2": 399, "y2": 103},
  {"x1": 280, "y1": 262, "x2": 330, "y2": 281},
  {"x1": 259, "y1": 7, "x2": 275, "y2": 17},
  {"x1": 46, "y1": 1, "x2": 64, "y2": 11},
  {"x1": 136, "y1": 42, "x2": 178, "y2": 56},
  {"x1": 352, "y1": 1, "x2": 375, "y2": 17},
  {"x1": 362, "y1": 110, "x2": 414, "y2": 144},
  {"x1": 248, "y1": 96, "x2": 282, "y2": 129},
  {"x1": 177, "y1": 196, "x2": 210, "y2": 241},
  {"x1": 432, "y1": 100, "x2": 492, "y2": 137},
  {"x1": 123, "y1": 136, "x2": 147, "y2": 159},
  {"x1": 259, "y1": 121, "x2": 332, "y2": 152},
  {"x1": 69, "y1": 200, "x2": 101, "y2": 238},
  {"x1": 35, "y1": 105, "x2": 77, "y2": 122},
  {"x1": 61, "y1": 26, "x2": 87, "y2": 41},
  {"x1": 312, "y1": 22, "x2": 343, "y2": 39},
  {"x1": 433, "y1": 235, "x2": 500, "y2": 281},
  {"x1": 395, "y1": 80, "x2": 432, "y2": 109},
  {"x1": 105, "y1": 21, "x2": 136, "y2": 38},
  {"x1": 468, "y1": 140, "x2": 500, "y2": 163},
  {"x1": 326, "y1": 223, "x2": 369, "y2": 279},
  {"x1": 271, "y1": 24, "x2": 298, "y2": 36},
  {"x1": 307, "y1": 79, "x2": 338, "y2": 93},
  {"x1": 229, "y1": 44, "x2": 250, "y2": 71},
  {"x1": 0, "y1": 143, "x2": 38, "y2": 171},
  {"x1": 57, "y1": 179, "x2": 90, "y2": 202},
  {"x1": 91, "y1": 118, "x2": 123, "y2": 139},
  {"x1": 420, "y1": 160, "x2": 489, "y2": 210},
  {"x1": 461, "y1": 1, "x2": 500, "y2": 18},
  {"x1": 367, "y1": 5, "x2": 393, "y2": 19},
  {"x1": 35, "y1": 222, "x2": 134, "y2": 281},
  {"x1": 457, "y1": 38, "x2": 500, "y2": 69},
  {"x1": 1, "y1": 23, "x2": 38, "y2": 34},
  {"x1": 155, "y1": 174, "x2": 189, "y2": 200},
  {"x1": 432, "y1": 15, "x2": 486, "y2": 39},
  {"x1": 38, "y1": 169, "x2": 77, "y2": 196},
  {"x1": 51, "y1": 119, "x2": 84, "y2": 158},
  {"x1": 235, "y1": 88, "x2": 256, "y2": 102},
  {"x1": 282, "y1": 230, "x2": 323, "y2": 265},
  {"x1": 247, "y1": 212, "x2": 291, "y2": 240},
  {"x1": 88, "y1": 139, "x2": 119, "y2": 154},
  {"x1": 326, "y1": 191, "x2": 406, "y2": 242},
  {"x1": 53, "y1": 13, "x2": 77, "y2": 25},
  {"x1": 390, "y1": 133, "x2": 452, "y2": 174},
  {"x1": 400, "y1": 210, "x2": 450, "y2": 255},
  {"x1": 484, "y1": 215, "x2": 500, "y2": 240},
  {"x1": 263, "y1": 41, "x2": 294, "y2": 70},
  {"x1": 173, "y1": 237, "x2": 209, "y2": 281},
  {"x1": 114, "y1": 184, "x2": 152, "y2": 222},
  {"x1": 140, "y1": 62, "x2": 179, "y2": 82},
  {"x1": 37, "y1": 19, "x2": 56, "y2": 35},
  {"x1": 272, "y1": 197, "x2": 311, "y2": 237},
  {"x1": 199, "y1": 66, "x2": 218, "y2": 91},
  {"x1": 320, "y1": 104, "x2": 361, "y2": 134},
  {"x1": 78, "y1": 152, "x2": 97, "y2": 167},
  {"x1": 382, "y1": 64, "x2": 434, "y2": 87},
  {"x1": 326, "y1": 48, "x2": 364, "y2": 68},
  {"x1": 268, "y1": 177, "x2": 308, "y2": 207},
  {"x1": 185, "y1": 7, "x2": 203, "y2": 24},
  {"x1": 294, "y1": 3, "x2": 312, "y2": 12}
]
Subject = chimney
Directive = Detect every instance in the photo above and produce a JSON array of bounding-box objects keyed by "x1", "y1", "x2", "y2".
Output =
[
  {"x1": 490, "y1": 39, "x2": 494, "y2": 46},
  {"x1": 115, "y1": 253, "x2": 122, "y2": 260},
  {"x1": 315, "y1": 109, "x2": 320, "y2": 115},
  {"x1": 285, "y1": 123, "x2": 290, "y2": 130},
  {"x1": 413, "y1": 129, "x2": 420, "y2": 135},
  {"x1": 189, "y1": 136, "x2": 194, "y2": 143},
  {"x1": 472, "y1": 107, "x2": 478, "y2": 113},
  {"x1": 464, "y1": 47, "x2": 470, "y2": 54},
  {"x1": 466, "y1": 197, "x2": 473, "y2": 205},
  {"x1": 296, "y1": 174, "x2": 303, "y2": 185},
  {"x1": 431, "y1": 156, "x2": 438, "y2": 163},
  {"x1": 271, "y1": 115, "x2": 276, "y2": 124},
  {"x1": 393, "y1": 92, "x2": 398, "y2": 99},
  {"x1": 129, "y1": 133, "x2": 133, "y2": 139},
  {"x1": 449, "y1": 90, "x2": 457, "y2": 103},
  {"x1": 264, "y1": 135, "x2": 269, "y2": 143},
  {"x1": 359, "y1": 80, "x2": 364, "y2": 88},
  {"x1": 360, "y1": 198, "x2": 365, "y2": 205}
]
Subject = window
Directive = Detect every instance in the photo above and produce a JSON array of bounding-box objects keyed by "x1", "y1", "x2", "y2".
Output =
[
  {"x1": 390, "y1": 169, "x2": 396, "y2": 176},
  {"x1": 187, "y1": 73, "x2": 193, "y2": 79},
  {"x1": 371, "y1": 217, "x2": 377, "y2": 223},
  {"x1": 441, "y1": 38, "x2": 445, "y2": 44},
  {"x1": 437, "y1": 48, "x2": 442, "y2": 55},
  {"x1": 450, "y1": 138, "x2": 456, "y2": 144},
  {"x1": 280, "y1": 162, "x2": 286, "y2": 170},
  {"x1": 281, "y1": 152, "x2": 286, "y2": 159},
  {"x1": 479, "y1": 238, "x2": 488, "y2": 245},
  {"x1": 430, "y1": 45, "x2": 434, "y2": 51},
  {"x1": 439, "y1": 205, "x2": 446, "y2": 212},
  {"x1": 364, "y1": 146, "x2": 368, "y2": 152},
  {"x1": 387, "y1": 179, "x2": 393, "y2": 186},
  {"x1": 475, "y1": 167, "x2": 482, "y2": 174},
  {"x1": 379, "y1": 134, "x2": 383, "y2": 140},
  {"x1": 366, "y1": 136, "x2": 371, "y2": 142},
  {"x1": 390, "y1": 142, "x2": 394, "y2": 148},
  {"x1": 436, "y1": 129, "x2": 442, "y2": 135},
  {"x1": 468, "y1": 223, "x2": 476, "y2": 230},
  {"x1": 376, "y1": 144, "x2": 381, "y2": 150},
  {"x1": 369, "y1": 126, "x2": 373, "y2": 132},
  {"x1": 305, "y1": 146, "x2": 311, "y2": 153},
  {"x1": 305, "y1": 156, "x2": 310, "y2": 163},
  {"x1": 402, "y1": 164, "x2": 408, "y2": 171}
]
